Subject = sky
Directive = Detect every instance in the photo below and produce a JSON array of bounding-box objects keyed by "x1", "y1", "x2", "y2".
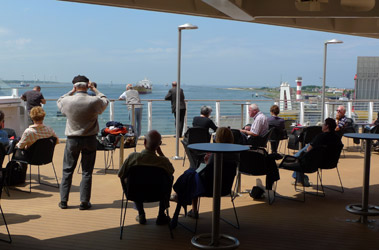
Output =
[{"x1": 1, "y1": 0, "x2": 379, "y2": 89}]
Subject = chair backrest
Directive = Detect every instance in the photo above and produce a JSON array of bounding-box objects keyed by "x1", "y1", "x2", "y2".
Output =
[
  {"x1": 269, "y1": 126, "x2": 287, "y2": 141},
  {"x1": 121, "y1": 165, "x2": 173, "y2": 203},
  {"x1": 231, "y1": 129, "x2": 245, "y2": 144},
  {"x1": 3, "y1": 128, "x2": 16, "y2": 138},
  {"x1": 0, "y1": 144, "x2": 6, "y2": 168},
  {"x1": 246, "y1": 127, "x2": 274, "y2": 148},
  {"x1": 185, "y1": 127, "x2": 211, "y2": 144},
  {"x1": 239, "y1": 148, "x2": 269, "y2": 176},
  {"x1": 370, "y1": 125, "x2": 379, "y2": 134},
  {"x1": 299, "y1": 146, "x2": 328, "y2": 174},
  {"x1": 300, "y1": 126, "x2": 323, "y2": 145},
  {"x1": 0, "y1": 168, "x2": 5, "y2": 201},
  {"x1": 320, "y1": 143, "x2": 344, "y2": 170},
  {"x1": 284, "y1": 119, "x2": 296, "y2": 135},
  {"x1": 199, "y1": 154, "x2": 238, "y2": 197},
  {"x1": 26, "y1": 137, "x2": 57, "y2": 165}
]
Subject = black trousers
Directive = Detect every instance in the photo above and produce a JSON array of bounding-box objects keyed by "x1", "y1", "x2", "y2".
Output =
[{"x1": 173, "y1": 109, "x2": 186, "y2": 137}]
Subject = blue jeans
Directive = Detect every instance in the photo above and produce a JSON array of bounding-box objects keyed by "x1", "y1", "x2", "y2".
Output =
[
  {"x1": 60, "y1": 136, "x2": 97, "y2": 203},
  {"x1": 292, "y1": 144, "x2": 310, "y2": 180},
  {"x1": 129, "y1": 108, "x2": 143, "y2": 138}
]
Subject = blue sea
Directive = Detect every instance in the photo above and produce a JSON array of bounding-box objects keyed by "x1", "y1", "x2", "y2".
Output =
[{"x1": 5, "y1": 83, "x2": 274, "y2": 137}]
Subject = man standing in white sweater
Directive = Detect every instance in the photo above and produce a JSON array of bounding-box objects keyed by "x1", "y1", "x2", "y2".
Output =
[{"x1": 57, "y1": 75, "x2": 109, "y2": 210}]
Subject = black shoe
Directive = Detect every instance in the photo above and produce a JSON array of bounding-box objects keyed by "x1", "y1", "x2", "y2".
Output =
[
  {"x1": 79, "y1": 202, "x2": 92, "y2": 210},
  {"x1": 156, "y1": 215, "x2": 170, "y2": 225},
  {"x1": 187, "y1": 209, "x2": 199, "y2": 219},
  {"x1": 136, "y1": 214, "x2": 147, "y2": 225},
  {"x1": 59, "y1": 201, "x2": 68, "y2": 209}
]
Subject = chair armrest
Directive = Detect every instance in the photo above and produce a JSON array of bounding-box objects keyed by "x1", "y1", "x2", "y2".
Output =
[{"x1": 278, "y1": 155, "x2": 301, "y2": 171}]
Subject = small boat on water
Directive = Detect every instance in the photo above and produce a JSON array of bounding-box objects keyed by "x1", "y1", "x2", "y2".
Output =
[
  {"x1": 20, "y1": 81, "x2": 30, "y2": 87},
  {"x1": 134, "y1": 78, "x2": 152, "y2": 94}
]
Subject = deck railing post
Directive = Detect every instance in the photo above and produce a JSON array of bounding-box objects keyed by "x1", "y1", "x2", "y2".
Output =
[
  {"x1": 347, "y1": 101, "x2": 352, "y2": 118},
  {"x1": 300, "y1": 101, "x2": 305, "y2": 125},
  {"x1": 324, "y1": 102, "x2": 329, "y2": 122},
  {"x1": 215, "y1": 101, "x2": 220, "y2": 126},
  {"x1": 148, "y1": 101, "x2": 152, "y2": 131},
  {"x1": 368, "y1": 101, "x2": 373, "y2": 123},
  {"x1": 245, "y1": 102, "x2": 250, "y2": 126},
  {"x1": 183, "y1": 101, "x2": 188, "y2": 136},
  {"x1": 109, "y1": 101, "x2": 114, "y2": 121}
]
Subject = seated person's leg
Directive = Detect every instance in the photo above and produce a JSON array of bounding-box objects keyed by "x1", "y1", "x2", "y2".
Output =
[
  {"x1": 156, "y1": 200, "x2": 170, "y2": 225},
  {"x1": 134, "y1": 201, "x2": 147, "y2": 224}
]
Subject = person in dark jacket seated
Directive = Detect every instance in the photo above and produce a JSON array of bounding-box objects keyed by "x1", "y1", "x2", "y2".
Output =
[
  {"x1": 268, "y1": 105, "x2": 285, "y2": 159},
  {"x1": 292, "y1": 118, "x2": 342, "y2": 186},
  {"x1": 170, "y1": 127, "x2": 238, "y2": 228},
  {"x1": 192, "y1": 105, "x2": 217, "y2": 132}
]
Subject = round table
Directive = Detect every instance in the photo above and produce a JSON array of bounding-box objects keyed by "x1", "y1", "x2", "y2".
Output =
[
  {"x1": 343, "y1": 133, "x2": 379, "y2": 224},
  {"x1": 188, "y1": 143, "x2": 249, "y2": 249}
]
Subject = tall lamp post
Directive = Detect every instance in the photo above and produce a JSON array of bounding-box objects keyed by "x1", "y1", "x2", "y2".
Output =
[
  {"x1": 321, "y1": 39, "x2": 343, "y2": 122},
  {"x1": 174, "y1": 23, "x2": 198, "y2": 160}
]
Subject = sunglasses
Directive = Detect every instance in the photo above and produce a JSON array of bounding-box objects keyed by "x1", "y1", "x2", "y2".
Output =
[{"x1": 336, "y1": 110, "x2": 342, "y2": 112}]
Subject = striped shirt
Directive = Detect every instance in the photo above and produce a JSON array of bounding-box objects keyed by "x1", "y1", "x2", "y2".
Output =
[
  {"x1": 16, "y1": 124, "x2": 59, "y2": 149},
  {"x1": 250, "y1": 111, "x2": 269, "y2": 136}
]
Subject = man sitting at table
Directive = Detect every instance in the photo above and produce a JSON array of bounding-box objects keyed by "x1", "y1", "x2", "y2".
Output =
[
  {"x1": 335, "y1": 105, "x2": 347, "y2": 132},
  {"x1": 118, "y1": 130, "x2": 174, "y2": 225},
  {"x1": 240, "y1": 103, "x2": 268, "y2": 146},
  {"x1": 292, "y1": 118, "x2": 343, "y2": 186}
]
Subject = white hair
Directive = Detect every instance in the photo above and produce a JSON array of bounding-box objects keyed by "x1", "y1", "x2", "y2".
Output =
[
  {"x1": 74, "y1": 82, "x2": 87, "y2": 88},
  {"x1": 250, "y1": 103, "x2": 259, "y2": 111}
]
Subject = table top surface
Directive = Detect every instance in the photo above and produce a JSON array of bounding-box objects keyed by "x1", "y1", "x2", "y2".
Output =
[
  {"x1": 344, "y1": 133, "x2": 379, "y2": 140},
  {"x1": 188, "y1": 143, "x2": 249, "y2": 153}
]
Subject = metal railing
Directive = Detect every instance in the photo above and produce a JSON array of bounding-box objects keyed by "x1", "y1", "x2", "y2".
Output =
[{"x1": 39, "y1": 99, "x2": 379, "y2": 138}]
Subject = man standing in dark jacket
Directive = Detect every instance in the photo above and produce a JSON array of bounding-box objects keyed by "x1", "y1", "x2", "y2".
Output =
[{"x1": 165, "y1": 81, "x2": 186, "y2": 137}]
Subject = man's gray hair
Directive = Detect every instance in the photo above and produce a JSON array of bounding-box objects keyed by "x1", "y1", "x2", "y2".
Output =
[
  {"x1": 200, "y1": 105, "x2": 212, "y2": 116},
  {"x1": 74, "y1": 82, "x2": 88, "y2": 88},
  {"x1": 250, "y1": 103, "x2": 259, "y2": 111}
]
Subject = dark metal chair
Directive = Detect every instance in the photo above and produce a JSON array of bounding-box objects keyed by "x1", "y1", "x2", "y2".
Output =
[
  {"x1": 235, "y1": 148, "x2": 278, "y2": 204},
  {"x1": 268, "y1": 126, "x2": 287, "y2": 154},
  {"x1": 12, "y1": 137, "x2": 59, "y2": 193},
  {"x1": 246, "y1": 127, "x2": 274, "y2": 149},
  {"x1": 319, "y1": 143, "x2": 344, "y2": 193},
  {"x1": 119, "y1": 165, "x2": 173, "y2": 239},
  {"x1": 181, "y1": 127, "x2": 211, "y2": 168},
  {"x1": 195, "y1": 154, "x2": 240, "y2": 233},
  {"x1": 277, "y1": 146, "x2": 327, "y2": 202},
  {"x1": 0, "y1": 168, "x2": 11, "y2": 243}
]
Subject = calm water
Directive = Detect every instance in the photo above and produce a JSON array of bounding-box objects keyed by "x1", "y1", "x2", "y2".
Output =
[{"x1": 4, "y1": 83, "x2": 274, "y2": 137}]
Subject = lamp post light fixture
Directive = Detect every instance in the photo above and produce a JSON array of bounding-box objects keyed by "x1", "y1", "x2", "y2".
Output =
[
  {"x1": 173, "y1": 23, "x2": 198, "y2": 160},
  {"x1": 321, "y1": 39, "x2": 343, "y2": 122}
]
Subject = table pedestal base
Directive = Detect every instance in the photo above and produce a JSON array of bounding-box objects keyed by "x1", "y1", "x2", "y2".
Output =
[
  {"x1": 191, "y1": 233, "x2": 240, "y2": 250},
  {"x1": 346, "y1": 203, "x2": 379, "y2": 224}
]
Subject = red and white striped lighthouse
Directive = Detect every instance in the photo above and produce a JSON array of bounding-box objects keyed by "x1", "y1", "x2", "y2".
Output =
[{"x1": 296, "y1": 77, "x2": 302, "y2": 100}]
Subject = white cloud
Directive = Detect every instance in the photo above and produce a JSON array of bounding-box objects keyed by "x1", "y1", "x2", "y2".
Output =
[
  {"x1": 3, "y1": 38, "x2": 32, "y2": 49},
  {"x1": 0, "y1": 27, "x2": 9, "y2": 36}
]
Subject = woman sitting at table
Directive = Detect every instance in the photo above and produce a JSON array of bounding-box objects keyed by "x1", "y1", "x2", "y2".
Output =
[
  {"x1": 170, "y1": 127, "x2": 238, "y2": 228},
  {"x1": 192, "y1": 105, "x2": 217, "y2": 132},
  {"x1": 16, "y1": 106, "x2": 59, "y2": 149}
]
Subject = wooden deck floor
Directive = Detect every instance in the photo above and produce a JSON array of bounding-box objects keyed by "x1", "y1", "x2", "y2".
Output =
[{"x1": 1, "y1": 137, "x2": 379, "y2": 250}]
